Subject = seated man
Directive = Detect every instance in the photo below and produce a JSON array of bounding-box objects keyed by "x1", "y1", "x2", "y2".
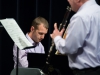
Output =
[{"x1": 13, "y1": 17, "x2": 49, "y2": 68}]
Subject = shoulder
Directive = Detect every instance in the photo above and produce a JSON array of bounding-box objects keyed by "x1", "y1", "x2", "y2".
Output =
[
  {"x1": 39, "y1": 42, "x2": 44, "y2": 48},
  {"x1": 71, "y1": 5, "x2": 100, "y2": 23},
  {"x1": 39, "y1": 42, "x2": 45, "y2": 53}
]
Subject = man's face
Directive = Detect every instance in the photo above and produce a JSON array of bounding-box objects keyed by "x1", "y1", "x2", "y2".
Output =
[{"x1": 31, "y1": 24, "x2": 48, "y2": 42}]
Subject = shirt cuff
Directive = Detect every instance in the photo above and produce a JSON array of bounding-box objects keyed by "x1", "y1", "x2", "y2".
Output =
[{"x1": 54, "y1": 36, "x2": 62, "y2": 44}]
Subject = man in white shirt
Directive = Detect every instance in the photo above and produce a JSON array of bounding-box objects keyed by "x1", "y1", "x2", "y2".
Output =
[
  {"x1": 50, "y1": 0, "x2": 100, "y2": 75},
  {"x1": 13, "y1": 17, "x2": 49, "y2": 68}
]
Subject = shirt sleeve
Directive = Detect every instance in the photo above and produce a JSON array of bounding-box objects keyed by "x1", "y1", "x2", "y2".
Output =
[
  {"x1": 54, "y1": 16, "x2": 89, "y2": 54},
  {"x1": 13, "y1": 43, "x2": 28, "y2": 68}
]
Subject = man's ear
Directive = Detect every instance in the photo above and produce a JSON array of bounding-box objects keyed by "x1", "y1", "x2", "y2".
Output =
[{"x1": 30, "y1": 26, "x2": 34, "y2": 31}]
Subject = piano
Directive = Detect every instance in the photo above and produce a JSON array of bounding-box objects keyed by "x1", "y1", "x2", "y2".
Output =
[{"x1": 27, "y1": 53, "x2": 74, "y2": 75}]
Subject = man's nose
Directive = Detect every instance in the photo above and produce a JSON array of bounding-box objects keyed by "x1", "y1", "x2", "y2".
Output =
[{"x1": 41, "y1": 35, "x2": 45, "y2": 39}]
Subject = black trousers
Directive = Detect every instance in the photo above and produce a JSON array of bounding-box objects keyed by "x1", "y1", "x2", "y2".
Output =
[{"x1": 72, "y1": 67, "x2": 100, "y2": 75}]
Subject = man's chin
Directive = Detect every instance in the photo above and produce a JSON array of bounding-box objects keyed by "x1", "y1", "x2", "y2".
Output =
[
  {"x1": 39, "y1": 40, "x2": 42, "y2": 42},
  {"x1": 36, "y1": 40, "x2": 40, "y2": 42}
]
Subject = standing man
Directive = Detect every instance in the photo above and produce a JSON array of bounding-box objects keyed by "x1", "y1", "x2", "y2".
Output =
[
  {"x1": 13, "y1": 17, "x2": 49, "y2": 68},
  {"x1": 50, "y1": 0, "x2": 100, "y2": 75}
]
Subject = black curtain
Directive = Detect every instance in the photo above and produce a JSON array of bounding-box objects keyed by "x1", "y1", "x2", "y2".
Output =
[{"x1": 0, "y1": 0, "x2": 100, "y2": 75}]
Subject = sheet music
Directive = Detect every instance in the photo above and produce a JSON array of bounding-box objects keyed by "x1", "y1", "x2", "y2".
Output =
[{"x1": 0, "y1": 18, "x2": 32, "y2": 49}]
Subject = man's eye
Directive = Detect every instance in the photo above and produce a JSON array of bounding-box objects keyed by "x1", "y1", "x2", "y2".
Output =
[{"x1": 39, "y1": 33, "x2": 43, "y2": 35}]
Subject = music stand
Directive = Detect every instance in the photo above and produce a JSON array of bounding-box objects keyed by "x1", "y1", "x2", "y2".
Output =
[{"x1": 0, "y1": 25, "x2": 3, "y2": 75}]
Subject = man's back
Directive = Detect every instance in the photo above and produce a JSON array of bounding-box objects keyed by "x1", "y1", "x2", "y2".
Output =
[{"x1": 68, "y1": 0, "x2": 100, "y2": 69}]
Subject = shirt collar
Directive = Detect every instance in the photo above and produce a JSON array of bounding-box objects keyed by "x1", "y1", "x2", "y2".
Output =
[
  {"x1": 26, "y1": 33, "x2": 39, "y2": 46},
  {"x1": 77, "y1": 0, "x2": 96, "y2": 12}
]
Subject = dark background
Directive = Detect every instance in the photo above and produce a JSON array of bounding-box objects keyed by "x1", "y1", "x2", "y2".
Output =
[{"x1": 0, "y1": 0, "x2": 100, "y2": 75}]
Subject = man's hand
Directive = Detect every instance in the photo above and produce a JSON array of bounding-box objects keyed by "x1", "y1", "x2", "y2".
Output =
[{"x1": 50, "y1": 23, "x2": 65, "y2": 39}]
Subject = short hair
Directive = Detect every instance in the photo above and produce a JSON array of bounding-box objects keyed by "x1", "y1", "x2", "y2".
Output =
[{"x1": 31, "y1": 17, "x2": 49, "y2": 29}]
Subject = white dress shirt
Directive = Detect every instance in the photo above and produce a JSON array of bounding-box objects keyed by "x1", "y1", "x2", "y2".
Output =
[
  {"x1": 13, "y1": 33, "x2": 45, "y2": 68},
  {"x1": 54, "y1": 0, "x2": 100, "y2": 69}
]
